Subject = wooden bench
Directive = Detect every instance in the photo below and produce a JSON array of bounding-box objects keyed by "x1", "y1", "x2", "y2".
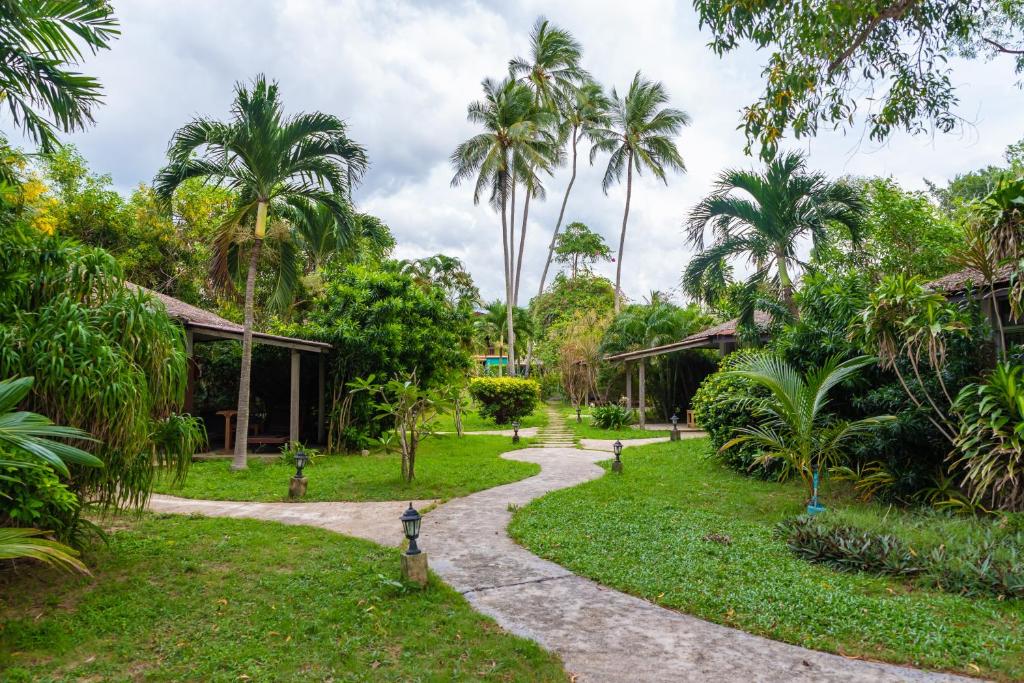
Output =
[{"x1": 247, "y1": 435, "x2": 288, "y2": 452}]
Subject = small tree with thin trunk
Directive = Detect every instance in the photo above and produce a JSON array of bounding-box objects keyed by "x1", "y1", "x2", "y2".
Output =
[
  {"x1": 155, "y1": 74, "x2": 366, "y2": 470},
  {"x1": 554, "y1": 221, "x2": 611, "y2": 278},
  {"x1": 591, "y1": 72, "x2": 689, "y2": 313}
]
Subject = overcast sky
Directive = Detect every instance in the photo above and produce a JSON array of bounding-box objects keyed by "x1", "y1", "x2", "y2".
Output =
[{"x1": 32, "y1": 0, "x2": 1022, "y2": 304}]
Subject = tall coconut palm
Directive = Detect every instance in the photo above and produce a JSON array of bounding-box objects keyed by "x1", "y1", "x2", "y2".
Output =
[
  {"x1": 536, "y1": 81, "x2": 611, "y2": 299},
  {"x1": 591, "y1": 72, "x2": 689, "y2": 313},
  {"x1": 475, "y1": 300, "x2": 533, "y2": 374},
  {"x1": 154, "y1": 75, "x2": 367, "y2": 470},
  {"x1": 683, "y1": 152, "x2": 864, "y2": 316},
  {"x1": 0, "y1": 0, "x2": 119, "y2": 151},
  {"x1": 451, "y1": 77, "x2": 553, "y2": 374},
  {"x1": 509, "y1": 17, "x2": 587, "y2": 304}
]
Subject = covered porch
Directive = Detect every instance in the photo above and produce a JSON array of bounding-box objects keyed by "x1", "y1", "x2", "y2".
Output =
[
  {"x1": 604, "y1": 313, "x2": 769, "y2": 429},
  {"x1": 135, "y1": 285, "x2": 331, "y2": 452}
]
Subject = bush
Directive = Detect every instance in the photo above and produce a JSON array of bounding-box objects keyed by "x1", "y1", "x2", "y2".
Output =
[
  {"x1": 690, "y1": 349, "x2": 776, "y2": 476},
  {"x1": 591, "y1": 404, "x2": 633, "y2": 429},
  {"x1": 468, "y1": 377, "x2": 540, "y2": 424},
  {"x1": 0, "y1": 453, "x2": 80, "y2": 542},
  {"x1": 780, "y1": 513, "x2": 1024, "y2": 599}
]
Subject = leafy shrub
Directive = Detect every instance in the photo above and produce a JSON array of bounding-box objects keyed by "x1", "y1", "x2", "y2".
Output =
[
  {"x1": 468, "y1": 377, "x2": 540, "y2": 424},
  {"x1": 278, "y1": 441, "x2": 322, "y2": 466},
  {"x1": 0, "y1": 453, "x2": 80, "y2": 541},
  {"x1": 591, "y1": 404, "x2": 633, "y2": 429},
  {"x1": 690, "y1": 349, "x2": 774, "y2": 476},
  {"x1": 780, "y1": 513, "x2": 1024, "y2": 599}
]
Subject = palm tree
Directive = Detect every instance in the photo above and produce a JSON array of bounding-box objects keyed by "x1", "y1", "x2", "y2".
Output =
[
  {"x1": 154, "y1": 75, "x2": 367, "y2": 469},
  {"x1": 0, "y1": 0, "x2": 119, "y2": 151},
  {"x1": 400, "y1": 254, "x2": 480, "y2": 308},
  {"x1": 475, "y1": 301, "x2": 533, "y2": 374},
  {"x1": 536, "y1": 82, "x2": 611, "y2": 298},
  {"x1": 591, "y1": 72, "x2": 689, "y2": 313},
  {"x1": 509, "y1": 17, "x2": 588, "y2": 303},
  {"x1": 451, "y1": 77, "x2": 553, "y2": 374},
  {"x1": 721, "y1": 354, "x2": 893, "y2": 502},
  {"x1": 683, "y1": 152, "x2": 863, "y2": 316},
  {"x1": 0, "y1": 376, "x2": 100, "y2": 572}
]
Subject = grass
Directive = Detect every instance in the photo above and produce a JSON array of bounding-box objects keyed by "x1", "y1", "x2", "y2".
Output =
[
  {"x1": 434, "y1": 404, "x2": 549, "y2": 433},
  {"x1": 557, "y1": 403, "x2": 670, "y2": 440},
  {"x1": 0, "y1": 514, "x2": 566, "y2": 682},
  {"x1": 155, "y1": 434, "x2": 536, "y2": 503},
  {"x1": 509, "y1": 439, "x2": 1024, "y2": 681}
]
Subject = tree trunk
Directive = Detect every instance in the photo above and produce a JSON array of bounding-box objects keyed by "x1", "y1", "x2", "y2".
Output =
[
  {"x1": 775, "y1": 247, "x2": 797, "y2": 316},
  {"x1": 506, "y1": 177, "x2": 517, "y2": 374},
  {"x1": 614, "y1": 153, "x2": 633, "y2": 315},
  {"x1": 514, "y1": 182, "x2": 531, "y2": 306},
  {"x1": 231, "y1": 235, "x2": 264, "y2": 470},
  {"x1": 538, "y1": 128, "x2": 579, "y2": 299}
]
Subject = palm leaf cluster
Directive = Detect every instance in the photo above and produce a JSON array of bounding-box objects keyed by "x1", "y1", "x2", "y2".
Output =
[
  {"x1": 684, "y1": 152, "x2": 864, "y2": 316},
  {"x1": 0, "y1": 0, "x2": 119, "y2": 150}
]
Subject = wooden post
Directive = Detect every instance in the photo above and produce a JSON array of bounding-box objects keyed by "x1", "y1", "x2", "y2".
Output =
[
  {"x1": 290, "y1": 350, "x2": 300, "y2": 444},
  {"x1": 638, "y1": 360, "x2": 646, "y2": 429},
  {"x1": 625, "y1": 362, "x2": 632, "y2": 409},
  {"x1": 317, "y1": 354, "x2": 326, "y2": 445}
]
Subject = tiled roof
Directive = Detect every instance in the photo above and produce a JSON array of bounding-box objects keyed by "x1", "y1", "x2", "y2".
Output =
[
  {"x1": 928, "y1": 265, "x2": 1014, "y2": 293},
  {"x1": 604, "y1": 311, "x2": 771, "y2": 362}
]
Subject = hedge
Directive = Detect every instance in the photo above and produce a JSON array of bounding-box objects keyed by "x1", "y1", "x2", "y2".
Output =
[{"x1": 468, "y1": 377, "x2": 540, "y2": 424}]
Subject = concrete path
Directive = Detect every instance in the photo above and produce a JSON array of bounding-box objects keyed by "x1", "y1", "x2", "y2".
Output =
[
  {"x1": 148, "y1": 494, "x2": 433, "y2": 548},
  {"x1": 424, "y1": 447, "x2": 970, "y2": 682}
]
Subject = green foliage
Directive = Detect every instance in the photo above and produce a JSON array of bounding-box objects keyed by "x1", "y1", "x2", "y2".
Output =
[
  {"x1": 0, "y1": 0, "x2": 119, "y2": 151},
  {"x1": 0, "y1": 225, "x2": 196, "y2": 510},
  {"x1": 553, "y1": 221, "x2": 611, "y2": 277},
  {"x1": 277, "y1": 441, "x2": 322, "y2": 466},
  {"x1": 953, "y1": 362, "x2": 1024, "y2": 511},
  {"x1": 694, "y1": 0, "x2": 1023, "y2": 158},
  {"x1": 468, "y1": 377, "x2": 541, "y2": 425},
  {"x1": 691, "y1": 349, "x2": 772, "y2": 475},
  {"x1": 0, "y1": 515, "x2": 567, "y2": 680},
  {"x1": 511, "y1": 440, "x2": 1024, "y2": 678},
  {"x1": 780, "y1": 513, "x2": 1024, "y2": 599},
  {"x1": 590, "y1": 404, "x2": 633, "y2": 430}
]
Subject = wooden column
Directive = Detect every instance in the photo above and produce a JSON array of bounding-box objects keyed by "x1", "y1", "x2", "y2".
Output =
[
  {"x1": 638, "y1": 360, "x2": 646, "y2": 429},
  {"x1": 317, "y1": 354, "x2": 326, "y2": 445},
  {"x1": 184, "y1": 328, "x2": 195, "y2": 414},
  {"x1": 625, "y1": 362, "x2": 633, "y2": 409},
  {"x1": 290, "y1": 350, "x2": 300, "y2": 444}
]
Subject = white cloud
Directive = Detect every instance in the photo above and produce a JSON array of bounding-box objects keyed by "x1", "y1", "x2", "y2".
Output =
[{"x1": 22, "y1": 0, "x2": 1022, "y2": 304}]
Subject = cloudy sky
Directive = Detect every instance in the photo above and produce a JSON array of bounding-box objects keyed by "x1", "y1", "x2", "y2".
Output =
[{"x1": 36, "y1": 0, "x2": 1022, "y2": 304}]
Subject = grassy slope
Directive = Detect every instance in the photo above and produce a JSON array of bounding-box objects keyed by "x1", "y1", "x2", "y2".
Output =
[
  {"x1": 433, "y1": 404, "x2": 549, "y2": 432},
  {"x1": 0, "y1": 515, "x2": 566, "y2": 682},
  {"x1": 155, "y1": 435, "x2": 536, "y2": 503},
  {"x1": 510, "y1": 439, "x2": 1024, "y2": 681},
  {"x1": 558, "y1": 403, "x2": 671, "y2": 440}
]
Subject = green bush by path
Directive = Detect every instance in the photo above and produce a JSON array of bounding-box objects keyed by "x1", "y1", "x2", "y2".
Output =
[
  {"x1": 434, "y1": 404, "x2": 549, "y2": 432},
  {"x1": 0, "y1": 514, "x2": 567, "y2": 682},
  {"x1": 558, "y1": 403, "x2": 670, "y2": 440},
  {"x1": 155, "y1": 435, "x2": 536, "y2": 502},
  {"x1": 510, "y1": 439, "x2": 1024, "y2": 681},
  {"x1": 468, "y1": 377, "x2": 540, "y2": 424}
]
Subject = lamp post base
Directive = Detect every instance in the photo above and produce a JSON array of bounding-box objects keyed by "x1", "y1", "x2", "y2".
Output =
[
  {"x1": 670, "y1": 430, "x2": 680, "y2": 442},
  {"x1": 288, "y1": 476, "x2": 307, "y2": 499},
  {"x1": 401, "y1": 552, "x2": 428, "y2": 587},
  {"x1": 612, "y1": 460, "x2": 622, "y2": 473}
]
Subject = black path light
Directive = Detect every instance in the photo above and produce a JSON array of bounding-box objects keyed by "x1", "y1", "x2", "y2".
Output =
[
  {"x1": 400, "y1": 503, "x2": 428, "y2": 586},
  {"x1": 512, "y1": 420, "x2": 520, "y2": 443},
  {"x1": 612, "y1": 439, "x2": 623, "y2": 473},
  {"x1": 288, "y1": 449, "x2": 309, "y2": 498},
  {"x1": 670, "y1": 413, "x2": 680, "y2": 442}
]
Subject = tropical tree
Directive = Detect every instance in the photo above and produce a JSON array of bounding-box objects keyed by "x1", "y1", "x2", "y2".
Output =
[
  {"x1": 399, "y1": 254, "x2": 479, "y2": 309},
  {"x1": 0, "y1": 0, "x2": 119, "y2": 151},
  {"x1": 509, "y1": 16, "x2": 589, "y2": 303},
  {"x1": 684, "y1": 152, "x2": 864, "y2": 316},
  {"x1": 475, "y1": 300, "x2": 533, "y2": 375},
  {"x1": 451, "y1": 77, "x2": 553, "y2": 373},
  {"x1": 591, "y1": 72, "x2": 689, "y2": 313},
  {"x1": 722, "y1": 354, "x2": 893, "y2": 501},
  {"x1": 154, "y1": 75, "x2": 367, "y2": 469},
  {"x1": 554, "y1": 221, "x2": 611, "y2": 278}
]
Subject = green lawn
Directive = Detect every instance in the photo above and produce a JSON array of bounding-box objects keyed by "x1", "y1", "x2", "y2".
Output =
[
  {"x1": 0, "y1": 514, "x2": 566, "y2": 682},
  {"x1": 558, "y1": 403, "x2": 671, "y2": 440},
  {"x1": 509, "y1": 439, "x2": 1024, "y2": 681},
  {"x1": 156, "y1": 435, "x2": 536, "y2": 502},
  {"x1": 434, "y1": 404, "x2": 549, "y2": 432}
]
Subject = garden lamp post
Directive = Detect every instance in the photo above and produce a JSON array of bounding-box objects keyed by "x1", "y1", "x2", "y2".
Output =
[
  {"x1": 512, "y1": 421, "x2": 520, "y2": 443},
  {"x1": 288, "y1": 449, "x2": 309, "y2": 499},
  {"x1": 400, "y1": 503, "x2": 428, "y2": 586},
  {"x1": 670, "y1": 413, "x2": 680, "y2": 442},
  {"x1": 612, "y1": 440, "x2": 623, "y2": 473}
]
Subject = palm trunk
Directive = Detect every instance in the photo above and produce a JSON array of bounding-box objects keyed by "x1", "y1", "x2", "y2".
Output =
[
  {"x1": 507, "y1": 178, "x2": 517, "y2": 374},
  {"x1": 231, "y1": 235, "x2": 263, "y2": 470},
  {"x1": 514, "y1": 182, "x2": 531, "y2": 306},
  {"x1": 776, "y1": 247, "x2": 797, "y2": 317},
  {"x1": 537, "y1": 128, "x2": 578, "y2": 300},
  {"x1": 614, "y1": 153, "x2": 633, "y2": 315}
]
